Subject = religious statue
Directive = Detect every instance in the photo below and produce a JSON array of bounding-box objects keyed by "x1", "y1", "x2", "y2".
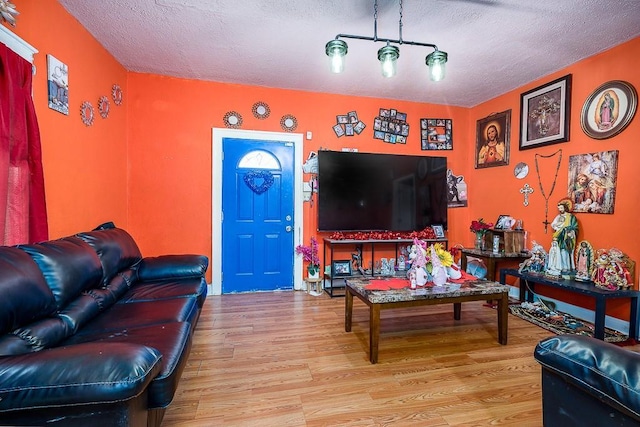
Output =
[
  {"x1": 574, "y1": 240, "x2": 594, "y2": 282},
  {"x1": 545, "y1": 198, "x2": 578, "y2": 278},
  {"x1": 518, "y1": 241, "x2": 547, "y2": 274}
]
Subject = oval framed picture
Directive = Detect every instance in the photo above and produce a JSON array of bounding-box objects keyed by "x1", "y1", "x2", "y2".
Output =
[{"x1": 580, "y1": 80, "x2": 637, "y2": 140}]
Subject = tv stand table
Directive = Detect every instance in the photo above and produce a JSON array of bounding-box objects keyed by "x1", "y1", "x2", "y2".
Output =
[
  {"x1": 500, "y1": 268, "x2": 640, "y2": 341},
  {"x1": 323, "y1": 238, "x2": 448, "y2": 297}
]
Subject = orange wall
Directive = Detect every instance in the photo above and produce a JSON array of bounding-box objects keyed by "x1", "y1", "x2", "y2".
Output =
[
  {"x1": 6, "y1": 2, "x2": 640, "y2": 318},
  {"x1": 8, "y1": 0, "x2": 129, "y2": 236},
  {"x1": 126, "y1": 76, "x2": 469, "y2": 260}
]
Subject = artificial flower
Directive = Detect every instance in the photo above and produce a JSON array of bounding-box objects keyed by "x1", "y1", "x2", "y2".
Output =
[
  {"x1": 470, "y1": 218, "x2": 493, "y2": 234},
  {"x1": 295, "y1": 237, "x2": 320, "y2": 267}
]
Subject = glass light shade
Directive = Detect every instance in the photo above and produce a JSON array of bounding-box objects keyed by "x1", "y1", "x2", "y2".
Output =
[
  {"x1": 426, "y1": 50, "x2": 448, "y2": 81},
  {"x1": 325, "y1": 39, "x2": 348, "y2": 73},
  {"x1": 377, "y1": 45, "x2": 399, "y2": 78}
]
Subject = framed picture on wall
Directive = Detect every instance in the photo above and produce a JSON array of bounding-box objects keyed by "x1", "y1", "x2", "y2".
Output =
[
  {"x1": 519, "y1": 74, "x2": 572, "y2": 150},
  {"x1": 580, "y1": 80, "x2": 637, "y2": 140},
  {"x1": 421, "y1": 118, "x2": 453, "y2": 150},
  {"x1": 475, "y1": 110, "x2": 511, "y2": 169}
]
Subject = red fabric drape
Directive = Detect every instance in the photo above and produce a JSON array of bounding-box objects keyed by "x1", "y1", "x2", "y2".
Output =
[{"x1": 0, "y1": 43, "x2": 48, "y2": 245}]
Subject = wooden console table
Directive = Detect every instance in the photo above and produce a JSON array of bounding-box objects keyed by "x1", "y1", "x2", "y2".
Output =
[
  {"x1": 460, "y1": 248, "x2": 530, "y2": 281},
  {"x1": 500, "y1": 268, "x2": 640, "y2": 341}
]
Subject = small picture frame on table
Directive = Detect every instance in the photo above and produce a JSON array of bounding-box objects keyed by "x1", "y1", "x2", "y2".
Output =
[
  {"x1": 494, "y1": 215, "x2": 513, "y2": 230},
  {"x1": 432, "y1": 224, "x2": 445, "y2": 239},
  {"x1": 332, "y1": 260, "x2": 352, "y2": 277}
]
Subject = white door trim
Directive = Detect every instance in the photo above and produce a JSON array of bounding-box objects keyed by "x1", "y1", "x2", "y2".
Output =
[{"x1": 211, "y1": 128, "x2": 304, "y2": 295}]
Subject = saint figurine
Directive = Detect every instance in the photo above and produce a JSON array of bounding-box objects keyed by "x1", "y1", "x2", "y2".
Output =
[{"x1": 546, "y1": 198, "x2": 578, "y2": 278}]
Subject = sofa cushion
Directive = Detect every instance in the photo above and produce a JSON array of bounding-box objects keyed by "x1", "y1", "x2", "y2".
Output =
[
  {"x1": 76, "y1": 227, "x2": 142, "y2": 286},
  {"x1": 0, "y1": 342, "x2": 162, "y2": 412},
  {"x1": 0, "y1": 247, "x2": 56, "y2": 336},
  {"x1": 64, "y1": 322, "x2": 193, "y2": 409},
  {"x1": 18, "y1": 237, "x2": 103, "y2": 309},
  {"x1": 69, "y1": 297, "x2": 199, "y2": 336},
  {"x1": 121, "y1": 277, "x2": 207, "y2": 307}
]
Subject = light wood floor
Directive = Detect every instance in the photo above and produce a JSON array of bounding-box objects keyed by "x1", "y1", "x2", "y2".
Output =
[{"x1": 161, "y1": 290, "x2": 628, "y2": 426}]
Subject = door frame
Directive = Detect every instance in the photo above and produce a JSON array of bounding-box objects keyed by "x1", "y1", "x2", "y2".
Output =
[{"x1": 211, "y1": 128, "x2": 304, "y2": 295}]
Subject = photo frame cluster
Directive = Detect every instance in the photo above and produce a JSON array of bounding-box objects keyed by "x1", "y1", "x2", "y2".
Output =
[
  {"x1": 421, "y1": 118, "x2": 452, "y2": 150},
  {"x1": 373, "y1": 108, "x2": 409, "y2": 144},
  {"x1": 333, "y1": 111, "x2": 366, "y2": 137}
]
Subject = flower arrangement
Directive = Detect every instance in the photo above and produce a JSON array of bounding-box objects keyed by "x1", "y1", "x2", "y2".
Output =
[
  {"x1": 295, "y1": 237, "x2": 320, "y2": 275},
  {"x1": 470, "y1": 218, "x2": 493, "y2": 250},
  {"x1": 470, "y1": 218, "x2": 493, "y2": 234},
  {"x1": 408, "y1": 239, "x2": 459, "y2": 286}
]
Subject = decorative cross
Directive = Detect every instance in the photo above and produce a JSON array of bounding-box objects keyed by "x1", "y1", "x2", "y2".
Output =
[{"x1": 519, "y1": 183, "x2": 534, "y2": 206}]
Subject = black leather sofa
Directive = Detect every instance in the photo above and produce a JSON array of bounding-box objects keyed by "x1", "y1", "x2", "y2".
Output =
[
  {"x1": 0, "y1": 224, "x2": 208, "y2": 427},
  {"x1": 534, "y1": 335, "x2": 640, "y2": 426}
]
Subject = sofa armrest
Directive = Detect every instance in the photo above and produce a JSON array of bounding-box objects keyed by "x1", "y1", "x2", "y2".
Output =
[
  {"x1": 0, "y1": 342, "x2": 162, "y2": 412},
  {"x1": 137, "y1": 254, "x2": 209, "y2": 281},
  {"x1": 534, "y1": 335, "x2": 640, "y2": 418}
]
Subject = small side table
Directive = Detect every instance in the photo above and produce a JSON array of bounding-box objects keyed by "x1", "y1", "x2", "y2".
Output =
[{"x1": 305, "y1": 277, "x2": 323, "y2": 296}]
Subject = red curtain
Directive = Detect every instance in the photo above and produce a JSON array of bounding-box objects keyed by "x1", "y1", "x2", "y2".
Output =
[{"x1": 0, "y1": 43, "x2": 48, "y2": 245}]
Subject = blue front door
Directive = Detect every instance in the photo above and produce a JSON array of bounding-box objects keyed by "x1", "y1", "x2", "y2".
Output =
[{"x1": 221, "y1": 138, "x2": 295, "y2": 293}]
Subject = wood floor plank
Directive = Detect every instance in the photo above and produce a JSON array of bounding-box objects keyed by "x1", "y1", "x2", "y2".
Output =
[{"x1": 161, "y1": 291, "x2": 640, "y2": 426}]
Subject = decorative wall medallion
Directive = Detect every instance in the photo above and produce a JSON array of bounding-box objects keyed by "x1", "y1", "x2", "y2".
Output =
[
  {"x1": 0, "y1": 0, "x2": 19, "y2": 27},
  {"x1": 223, "y1": 111, "x2": 243, "y2": 128},
  {"x1": 280, "y1": 114, "x2": 297, "y2": 132},
  {"x1": 243, "y1": 170, "x2": 274, "y2": 194},
  {"x1": 112, "y1": 84, "x2": 123, "y2": 105},
  {"x1": 252, "y1": 101, "x2": 270, "y2": 119},
  {"x1": 98, "y1": 96, "x2": 110, "y2": 119},
  {"x1": 514, "y1": 162, "x2": 529, "y2": 179},
  {"x1": 80, "y1": 101, "x2": 94, "y2": 126}
]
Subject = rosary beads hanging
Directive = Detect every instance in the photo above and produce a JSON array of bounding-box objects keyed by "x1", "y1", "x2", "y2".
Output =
[{"x1": 534, "y1": 149, "x2": 563, "y2": 233}]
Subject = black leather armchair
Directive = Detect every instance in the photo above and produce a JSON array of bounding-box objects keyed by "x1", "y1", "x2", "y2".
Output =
[{"x1": 534, "y1": 335, "x2": 640, "y2": 426}]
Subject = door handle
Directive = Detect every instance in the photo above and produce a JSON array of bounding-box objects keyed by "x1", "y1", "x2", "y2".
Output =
[{"x1": 285, "y1": 226, "x2": 292, "y2": 232}]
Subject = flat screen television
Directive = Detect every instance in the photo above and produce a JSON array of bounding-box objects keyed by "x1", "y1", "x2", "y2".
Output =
[{"x1": 317, "y1": 150, "x2": 447, "y2": 232}]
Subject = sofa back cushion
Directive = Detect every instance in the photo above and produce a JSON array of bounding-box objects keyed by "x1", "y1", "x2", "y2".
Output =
[
  {"x1": 0, "y1": 247, "x2": 61, "y2": 356},
  {"x1": 76, "y1": 227, "x2": 142, "y2": 286},
  {"x1": 0, "y1": 247, "x2": 57, "y2": 336},
  {"x1": 18, "y1": 237, "x2": 103, "y2": 310}
]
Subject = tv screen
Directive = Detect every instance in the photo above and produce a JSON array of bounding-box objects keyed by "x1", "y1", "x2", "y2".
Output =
[{"x1": 317, "y1": 151, "x2": 447, "y2": 232}]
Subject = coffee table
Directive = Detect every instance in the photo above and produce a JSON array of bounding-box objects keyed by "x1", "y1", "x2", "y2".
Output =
[{"x1": 345, "y1": 277, "x2": 510, "y2": 363}]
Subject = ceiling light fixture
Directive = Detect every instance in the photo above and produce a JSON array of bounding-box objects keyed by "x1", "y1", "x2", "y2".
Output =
[{"x1": 325, "y1": 0, "x2": 448, "y2": 81}]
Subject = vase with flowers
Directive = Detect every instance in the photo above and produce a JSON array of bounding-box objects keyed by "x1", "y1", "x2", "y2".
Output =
[
  {"x1": 295, "y1": 237, "x2": 321, "y2": 279},
  {"x1": 408, "y1": 239, "x2": 460, "y2": 287},
  {"x1": 470, "y1": 218, "x2": 493, "y2": 250}
]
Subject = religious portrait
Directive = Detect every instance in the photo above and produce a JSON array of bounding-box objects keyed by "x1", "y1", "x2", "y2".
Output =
[
  {"x1": 519, "y1": 74, "x2": 572, "y2": 150},
  {"x1": 567, "y1": 150, "x2": 618, "y2": 214},
  {"x1": 475, "y1": 110, "x2": 511, "y2": 169}
]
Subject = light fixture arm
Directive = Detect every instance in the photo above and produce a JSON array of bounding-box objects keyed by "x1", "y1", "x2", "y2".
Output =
[
  {"x1": 332, "y1": 33, "x2": 439, "y2": 51},
  {"x1": 325, "y1": 0, "x2": 447, "y2": 80}
]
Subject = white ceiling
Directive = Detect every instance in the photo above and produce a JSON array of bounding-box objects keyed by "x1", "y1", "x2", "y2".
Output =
[{"x1": 58, "y1": 0, "x2": 640, "y2": 107}]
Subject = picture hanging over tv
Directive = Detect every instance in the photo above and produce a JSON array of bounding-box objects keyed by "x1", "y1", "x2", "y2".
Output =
[{"x1": 317, "y1": 150, "x2": 448, "y2": 232}]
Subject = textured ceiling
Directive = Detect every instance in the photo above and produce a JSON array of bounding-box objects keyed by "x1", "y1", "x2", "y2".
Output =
[{"x1": 58, "y1": 0, "x2": 640, "y2": 107}]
